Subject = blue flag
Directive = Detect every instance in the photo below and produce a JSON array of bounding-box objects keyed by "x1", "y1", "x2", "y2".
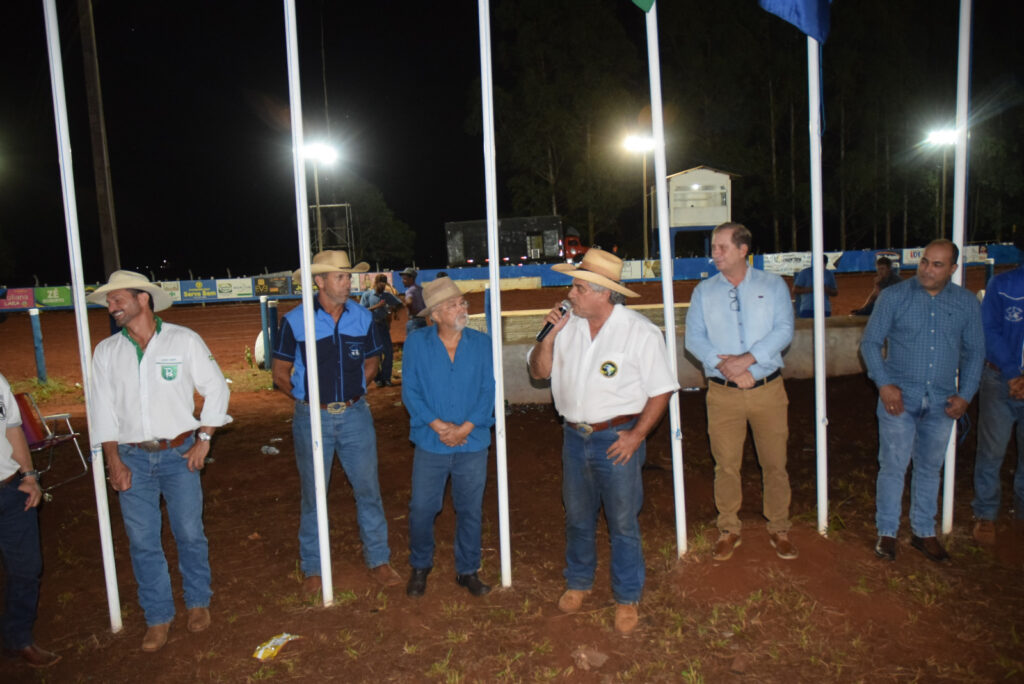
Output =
[{"x1": 759, "y1": 0, "x2": 831, "y2": 43}]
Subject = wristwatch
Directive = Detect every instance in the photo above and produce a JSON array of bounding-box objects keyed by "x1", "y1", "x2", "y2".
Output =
[{"x1": 197, "y1": 432, "x2": 212, "y2": 442}]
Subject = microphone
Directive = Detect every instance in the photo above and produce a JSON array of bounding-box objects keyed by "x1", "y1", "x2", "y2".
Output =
[{"x1": 536, "y1": 300, "x2": 572, "y2": 342}]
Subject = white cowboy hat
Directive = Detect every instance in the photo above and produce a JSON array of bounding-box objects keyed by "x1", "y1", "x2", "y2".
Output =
[
  {"x1": 86, "y1": 270, "x2": 173, "y2": 311},
  {"x1": 552, "y1": 248, "x2": 640, "y2": 298},
  {"x1": 292, "y1": 250, "x2": 369, "y2": 282},
  {"x1": 418, "y1": 277, "x2": 464, "y2": 318}
]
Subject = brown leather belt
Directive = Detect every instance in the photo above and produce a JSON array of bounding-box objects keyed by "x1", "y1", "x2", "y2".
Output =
[
  {"x1": 128, "y1": 430, "x2": 193, "y2": 452},
  {"x1": 0, "y1": 471, "x2": 20, "y2": 486},
  {"x1": 708, "y1": 369, "x2": 781, "y2": 390},
  {"x1": 301, "y1": 396, "x2": 363, "y2": 414},
  {"x1": 566, "y1": 414, "x2": 638, "y2": 436},
  {"x1": 985, "y1": 360, "x2": 1001, "y2": 372}
]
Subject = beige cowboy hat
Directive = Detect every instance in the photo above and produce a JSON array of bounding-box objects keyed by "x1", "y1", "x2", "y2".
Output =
[
  {"x1": 418, "y1": 277, "x2": 464, "y2": 317},
  {"x1": 292, "y1": 250, "x2": 369, "y2": 281},
  {"x1": 86, "y1": 270, "x2": 173, "y2": 312},
  {"x1": 552, "y1": 248, "x2": 640, "y2": 297}
]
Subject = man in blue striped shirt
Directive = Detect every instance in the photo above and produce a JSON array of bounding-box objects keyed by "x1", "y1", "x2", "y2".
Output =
[{"x1": 861, "y1": 239, "x2": 984, "y2": 563}]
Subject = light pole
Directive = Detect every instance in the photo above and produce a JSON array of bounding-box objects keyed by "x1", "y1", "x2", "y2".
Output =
[
  {"x1": 624, "y1": 135, "x2": 656, "y2": 260},
  {"x1": 927, "y1": 129, "x2": 956, "y2": 239},
  {"x1": 303, "y1": 142, "x2": 339, "y2": 253}
]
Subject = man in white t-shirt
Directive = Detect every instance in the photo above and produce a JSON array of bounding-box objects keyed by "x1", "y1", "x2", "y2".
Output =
[
  {"x1": 528, "y1": 249, "x2": 678, "y2": 634},
  {"x1": 0, "y1": 372, "x2": 60, "y2": 668},
  {"x1": 88, "y1": 271, "x2": 231, "y2": 652}
]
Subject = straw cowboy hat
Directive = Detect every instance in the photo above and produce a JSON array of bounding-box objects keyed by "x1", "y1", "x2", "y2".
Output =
[
  {"x1": 292, "y1": 250, "x2": 369, "y2": 282},
  {"x1": 418, "y1": 277, "x2": 464, "y2": 318},
  {"x1": 552, "y1": 248, "x2": 640, "y2": 298},
  {"x1": 86, "y1": 270, "x2": 173, "y2": 312}
]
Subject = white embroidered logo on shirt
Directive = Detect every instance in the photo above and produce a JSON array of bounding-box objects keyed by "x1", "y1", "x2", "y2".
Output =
[{"x1": 1006, "y1": 305, "x2": 1023, "y2": 323}]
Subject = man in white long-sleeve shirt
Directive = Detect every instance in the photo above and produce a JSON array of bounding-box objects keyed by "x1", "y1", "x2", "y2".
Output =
[{"x1": 88, "y1": 271, "x2": 231, "y2": 653}]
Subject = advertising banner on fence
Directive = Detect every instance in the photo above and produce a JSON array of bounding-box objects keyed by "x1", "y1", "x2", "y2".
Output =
[
  {"x1": 161, "y1": 281, "x2": 182, "y2": 303},
  {"x1": 215, "y1": 278, "x2": 254, "y2": 300},
  {"x1": 33, "y1": 286, "x2": 72, "y2": 308},
  {"x1": 254, "y1": 276, "x2": 291, "y2": 296},
  {"x1": 180, "y1": 279, "x2": 217, "y2": 301},
  {"x1": 0, "y1": 288, "x2": 34, "y2": 310}
]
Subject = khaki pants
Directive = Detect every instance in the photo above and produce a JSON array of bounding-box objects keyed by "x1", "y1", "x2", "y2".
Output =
[{"x1": 706, "y1": 377, "x2": 791, "y2": 535}]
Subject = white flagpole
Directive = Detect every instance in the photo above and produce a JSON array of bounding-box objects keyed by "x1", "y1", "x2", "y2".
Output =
[
  {"x1": 476, "y1": 0, "x2": 512, "y2": 587},
  {"x1": 282, "y1": 0, "x2": 334, "y2": 606},
  {"x1": 805, "y1": 37, "x2": 830, "y2": 536},
  {"x1": 941, "y1": 0, "x2": 973, "y2": 536},
  {"x1": 644, "y1": 3, "x2": 687, "y2": 556},
  {"x1": 41, "y1": 0, "x2": 123, "y2": 632}
]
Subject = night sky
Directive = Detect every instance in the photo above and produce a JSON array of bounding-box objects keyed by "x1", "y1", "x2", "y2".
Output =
[{"x1": 1, "y1": 0, "x2": 493, "y2": 284}]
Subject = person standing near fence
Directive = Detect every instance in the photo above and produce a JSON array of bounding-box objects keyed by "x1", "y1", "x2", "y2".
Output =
[
  {"x1": 0, "y1": 371, "x2": 60, "y2": 668},
  {"x1": 360, "y1": 274, "x2": 403, "y2": 387},
  {"x1": 272, "y1": 251, "x2": 401, "y2": 596},
  {"x1": 88, "y1": 270, "x2": 230, "y2": 652},
  {"x1": 400, "y1": 267, "x2": 427, "y2": 335}
]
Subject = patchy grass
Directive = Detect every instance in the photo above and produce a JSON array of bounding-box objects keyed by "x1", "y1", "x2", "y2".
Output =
[{"x1": 10, "y1": 376, "x2": 84, "y2": 403}]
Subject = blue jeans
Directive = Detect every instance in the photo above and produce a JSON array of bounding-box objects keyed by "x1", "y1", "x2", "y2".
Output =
[
  {"x1": 562, "y1": 420, "x2": 645, "y2": 604},
  {"x1": 408, "y1": 447, "x2": 488, "y2": 574},
  {"x1": 972, "y1": 366, "x2": 1024, "y2": 521},
  {"x1": 875, "y1": 395, "x2": 955, "y2": 538},
  {"x1": 0, "y1": 476, "x2": 41, "y2": 650},
  {"x1": 293, "y1": 399, "x2": 390, "y2": 576},
  {"x1": 117, "y1": 436, "x2": 211, "y2": 626},
  {"x1": 406, "y1": 317, "x2": 427, "y2": 336},
  {"x1": 373, "y1": 321, "x2": 394, "y2": 383}
]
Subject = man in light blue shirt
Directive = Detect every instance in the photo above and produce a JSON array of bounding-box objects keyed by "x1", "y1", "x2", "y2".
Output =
[
  {"x1": 360, "y1": 275, "x2": 403, "y2": 387},
  {"x1": 685, "y1": 223, "x2": 797, "y2": 562},
  {"x1": 861, "y1": 239, "x2": 984, "y2": 563},
  {"x1": 792, "y1": 254, "x2": 838, "y2": 318},
  {"x1": 402, "y1": 277, "x2": 495, "y2": 598}
]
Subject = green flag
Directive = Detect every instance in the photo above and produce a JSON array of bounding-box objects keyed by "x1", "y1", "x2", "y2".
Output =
[{"x1": 632, "y1": 0, "x2": 654, "y2": 11}]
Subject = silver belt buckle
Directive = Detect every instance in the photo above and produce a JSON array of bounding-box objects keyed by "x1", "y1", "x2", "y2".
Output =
[
  {"x1": 138, "y1": 440, "x2": 163, "y2": 452},
  {"x1": 575, "y1": 423, "x2": 594, "y2": 436},
  {"x1": 326, "y1": 401, "x2": 347, "y2": 415}
]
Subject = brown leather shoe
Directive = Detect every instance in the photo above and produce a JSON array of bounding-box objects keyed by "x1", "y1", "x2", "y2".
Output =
[
  {"x1": 371, "y1": 563, "x2": 402, "y2": 587},
  {"x1": 301, "y1": 575, "x2": 322, "y2": 596},
  {"x1": 557, "y1": 589, "x2": 590, "y2": 613},
  {"x1": 712, "y1": 532, "x2": 741, "y2": 561},
  {"x1": 3, "y1": 644, "x2": 62, "y2": 668},
  {"x1": 769, "y1": 531, "x2": 799, "y2": 560},
  {"x1": 910, "y1": 535, "x2": 950, "y2": 564},
  {"x1": 187, "y1": 607, "x2": 211, "y2": 633},
  {"x1": 141, "y1": 622, "x2": 170, "y2": 652},
  {"x1": 874, "y1": 535, "x2": 897, "y2": 561},
  {"x1": 972, "y1": 519, "x2": 996, "y2": 545},
  {"x1": 614, "y1": 603, "x2": 639, "y2": 634}
]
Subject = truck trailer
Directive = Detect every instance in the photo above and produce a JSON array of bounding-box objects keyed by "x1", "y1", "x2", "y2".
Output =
[{"x1": 444, "y1": 216, "x2": 587, "y2": 267}]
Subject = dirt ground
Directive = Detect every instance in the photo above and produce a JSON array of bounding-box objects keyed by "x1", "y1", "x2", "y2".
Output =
[{"x1": 2, "y1": 267, "x2": 1022, "y2": 683}]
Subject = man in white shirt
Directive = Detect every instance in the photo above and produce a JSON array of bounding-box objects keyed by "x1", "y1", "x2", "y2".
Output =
[
  {"x1": 0, "y1": 372, "x2": 60, "y2": 668},
  {"x1": 89, "y1": 271, "x2": 231, "y2": 653},
  {"x1": 528, "y1": 249, "x2": 678, "y2": 634}
]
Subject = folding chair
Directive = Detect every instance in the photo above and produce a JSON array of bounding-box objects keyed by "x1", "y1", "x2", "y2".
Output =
[{"x1": 14, "y1": 392, "x2": 89, "y2": 492}]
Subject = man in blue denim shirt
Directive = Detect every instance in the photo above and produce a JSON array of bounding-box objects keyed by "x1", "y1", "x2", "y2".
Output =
[
  {"x1": 273, "y1": 251, "x2": 401, "y2": 595},
  {"x1": 402, "y1": 277, "x2": 495, "y2": 598},
  {"x1": 685, "y1": 223, "x2": 797, "y2": 562},
  {"x1": 971, "y1": 233, "x2": 1024, "y2": 544},
  {"x1": 861, "y1": 239, "x2": 984, "y2": 563}
]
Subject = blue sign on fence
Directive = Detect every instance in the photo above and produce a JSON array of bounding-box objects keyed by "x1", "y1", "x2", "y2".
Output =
[{"x1": 180, "y1": 279, "x2": 217, "y2": 301}]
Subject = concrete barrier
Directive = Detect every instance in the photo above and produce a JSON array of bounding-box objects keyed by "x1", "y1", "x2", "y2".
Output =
[{"x1": 469, "y1": 306, "x2": 870, "y2": 404}]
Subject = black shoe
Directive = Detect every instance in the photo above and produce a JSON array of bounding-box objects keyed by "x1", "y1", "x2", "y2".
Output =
[
  {"x1": 910, "y1": 535, "x2": 950, "y2": 563},
  {"x1": 406, "y1": 567, "x2": 430, "y2": 597},
  {"x1": 374, "y1": 379, "x2": 386, "y2": 388},
  {"x1": 874, "y1": 535, "x2": 897, "y2": 561},
  {"x1": 455, "y1": 572, "x2": 491, "y2": 596}
]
